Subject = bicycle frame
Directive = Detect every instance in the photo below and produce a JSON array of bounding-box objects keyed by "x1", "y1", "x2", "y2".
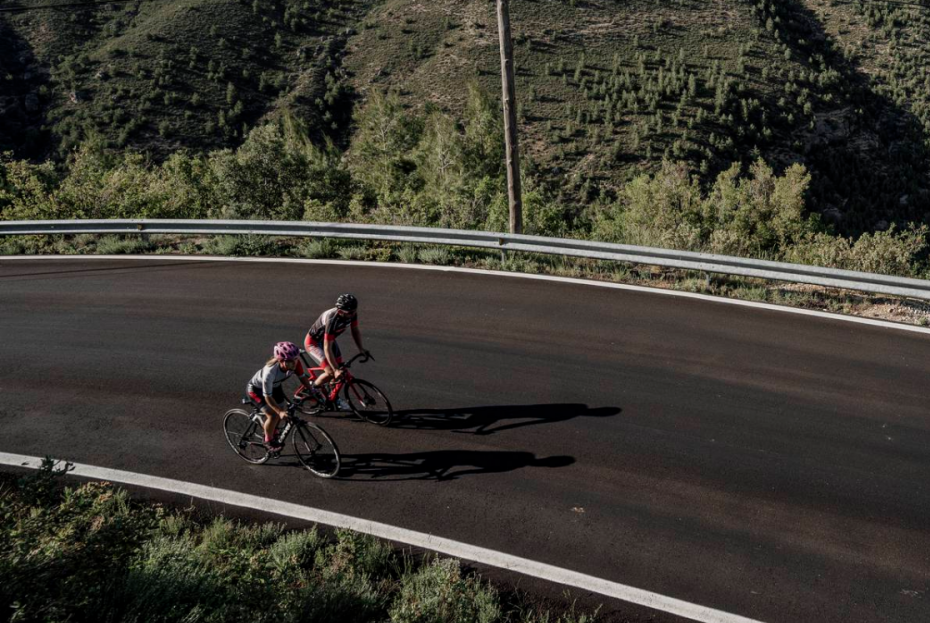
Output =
[
  {"x1": 288, "y1": 351, "x2": 392, "y2": 426},
  {"x1": 308, "y1": 366, "x2": 353, "y2": 401},
  {"x1": 245, "y1": 398, "x2": 305, "y2": 435},
  {"x1": 227, "y1": 397, "x2": 341, "y2": 476},
  {"x1": 297, "y1": 351, "x2": 367, "y2": 402}
]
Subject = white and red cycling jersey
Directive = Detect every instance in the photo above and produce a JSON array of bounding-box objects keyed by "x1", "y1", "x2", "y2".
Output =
[{"x1": 247, "y1": 360, "x2": 307, "y2": 400}]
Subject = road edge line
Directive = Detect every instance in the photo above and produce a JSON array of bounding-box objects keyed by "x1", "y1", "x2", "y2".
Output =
[
  {"x1": 0, "y1": 451, "x2": 765, "y2": 623},
  {"x1": 3, "y1": 254, "x2": 930, "y2": 335}
]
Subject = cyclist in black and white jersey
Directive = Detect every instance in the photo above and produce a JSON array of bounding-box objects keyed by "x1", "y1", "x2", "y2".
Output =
[
  {"x1": 304, "y1": 293, "x2": 369, "y2": 407},
  {"x1": 247, "y1": 341, "x2": 315, "y2": 451}
]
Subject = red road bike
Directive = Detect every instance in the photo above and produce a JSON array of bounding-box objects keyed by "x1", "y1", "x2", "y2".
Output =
[{"x1": 293, "y1": 351, "x2": 394, "y2": 426}]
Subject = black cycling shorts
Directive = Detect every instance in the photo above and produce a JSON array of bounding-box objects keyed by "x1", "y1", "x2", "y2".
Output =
[{"x1": 247, "y1": 385, "x2": 286, "y2": 413}]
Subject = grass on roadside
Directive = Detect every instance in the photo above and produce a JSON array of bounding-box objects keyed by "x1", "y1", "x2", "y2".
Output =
[{"x1": 0, "y1": 459, "x2": 601, "y2": 623}]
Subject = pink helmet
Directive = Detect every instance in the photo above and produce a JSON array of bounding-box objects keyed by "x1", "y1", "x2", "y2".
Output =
[{"x1": 273, "y1": 341, "x2": 300, "y2": 362}]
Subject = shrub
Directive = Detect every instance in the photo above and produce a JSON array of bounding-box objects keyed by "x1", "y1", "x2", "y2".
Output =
[
  {"x1": 0, "y1": 466, "x2": 161, "y2": 623},
  {"x1": 54, "y1": 235, "x2": 84, "y2": 254},
  {"x1": 337, "y1": 245, "x2": 368, "y2": 260},
  {"x1": 786, "y1": 225, "x2": 928, "y2": 276},
  {"x1": 846, "y1": 225, "x2": 927, "y2": 275},
  {"x1": 396, "y1": 244, "x2": 418, "y2": 263},
  {"x1": 298, "y1": 237, "x2": 339, "y2": 259},
  {"x1": 99, "y1": 535, "x2": 228, "y2": 622},
  {"x1": 0, "y1": 154, "x2": 60, "y2": 220},
  {"x1": 594, "y1": 160, "x2": 704, "y2": 250},
  {"x1": 502, "y1": 254, "x2": 541, "y2": 274},
  {"x1": 0, "y1": 235, "x2": 44, "y2": 254},
  {"x1": 268, "y1": 528, "x2": 324, "y2": 573},
  {"x1": 202, "y1": 234, "x2": 242, "y2": 256},
  {"x1": 303, "y1": 197, "x2": 344, "y2": 222},
  {"x1": 704, "y1": 160, "x2": 816, "y2": 258},
  {"x1": 202, "y1": 234, "x2": 277, "y2": 257},
  {"x1": 209, "y1": 121, "x2": 351, "y2": 221},
  {"x1": 38, "y1": 145, "x2": 214, "y2": 221},
  {"x1": 348, "y1": 83, "x2": 506, "y2": 231},
  {"x1": 418, "y1": 246, "x2": 450, "y2": 265},
  {"x1": 96, "y1": 235, "x2": 155, "y2": 254},
  {"x1": 325, "y1": 529, "x2": 399, "y2": 580},
  {"x1": 593, "y1": 158, "x2": 818, "y2": 260},
  {"x1": 389, "y1": 558, "x2": 500, "y2": 623}
]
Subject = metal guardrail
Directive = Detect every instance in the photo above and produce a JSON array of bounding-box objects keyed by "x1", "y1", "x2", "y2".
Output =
[{"x1": 3, "y1": 218, "x2": 930, "y2": 300}]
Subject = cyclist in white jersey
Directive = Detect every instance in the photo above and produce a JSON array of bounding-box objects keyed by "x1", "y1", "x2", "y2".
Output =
[
  {"x1": 246, "y1": 341, "x2": 315, "y2": 451},
  {"x1": 304, "y1": 293, "x2": 368, "y2": 408}
]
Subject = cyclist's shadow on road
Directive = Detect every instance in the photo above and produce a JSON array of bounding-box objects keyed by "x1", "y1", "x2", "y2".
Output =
[
  {"x1": 337, "y1": 450, "x2": 575, "y2": 482},
  {"x1": 392, "y1": 403, "x2": 621, "y2": 435}
]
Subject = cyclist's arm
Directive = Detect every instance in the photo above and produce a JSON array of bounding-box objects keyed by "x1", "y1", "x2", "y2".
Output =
[
  {"x1": 324, "y1": 339, "x2": 340, "y2": 374},
  {"x1": 351, "y1": 323, "x2": 365, "y2": 354},
  {"x1": 265, "y1": 394, "x2": 288, "y2": 417},
  {"x1": 295, "y1": 361, "x2": 313, "y2": 390},
  {"x1": 323, "y1": 313, "x2": 342, "y2": 373}
]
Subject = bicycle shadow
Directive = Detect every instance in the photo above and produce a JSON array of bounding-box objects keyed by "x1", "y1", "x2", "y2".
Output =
[
  {"x1": 392, "y1": 403, "x2": 621, "y2": 435},
  {"x1": 335, "y1": 450, "x2": 575, "y2": 482}
]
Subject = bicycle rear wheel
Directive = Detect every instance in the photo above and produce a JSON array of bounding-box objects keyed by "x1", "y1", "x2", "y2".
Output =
[
  {"x1": 292, "y1": 422, "x2": 340, "y2": 477},
  {"x1": 223, "y1": 409, "x2": 269, "y2": 464},
  {"x1": 343, "y1": 379, "x2": 393, "y2": 426}
]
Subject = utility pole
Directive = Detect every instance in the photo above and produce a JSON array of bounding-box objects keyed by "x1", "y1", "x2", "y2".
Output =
[{"x1": 496, "y1": 0, "x2": 523, "y2": 235}]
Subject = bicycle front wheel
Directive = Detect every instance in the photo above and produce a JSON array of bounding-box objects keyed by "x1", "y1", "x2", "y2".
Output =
[
  {"x1": 223, "y1": 409, "x2": 269, "y2": 464},
  {"x1": 343, "y1": 379, "x2": 393, "y2": 426},
  {"x1": 293, "y1": 422, "x2": 340, "y2": 478},
  {"x1": 292, "y1": 386, "x2": 326, "y2": 416}
]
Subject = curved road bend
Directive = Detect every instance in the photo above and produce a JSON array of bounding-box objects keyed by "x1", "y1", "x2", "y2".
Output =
[{"x1": 0, "y1": 258, "x2": 928, "y2": 623}]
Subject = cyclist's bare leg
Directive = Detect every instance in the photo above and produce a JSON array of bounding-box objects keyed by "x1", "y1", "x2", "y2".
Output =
[
  {"x1": 314, "y1": 363, "x2": 334, "y2": 389},
  {"x1": 261, "y1": 407, "x2": 280, "y2": 443},
  {"x1": 313, "y1": 341, "x2": 343, "y2": 391}
]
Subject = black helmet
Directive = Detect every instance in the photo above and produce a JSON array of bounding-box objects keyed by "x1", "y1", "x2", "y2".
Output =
[{"x1": 336, "y1": 293, "x2": 358, "y2": 311}]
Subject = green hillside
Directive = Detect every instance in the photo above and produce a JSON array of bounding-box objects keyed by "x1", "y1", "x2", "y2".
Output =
[
  {"x1": 0, "y1": 0, "x2": 362, "y2": 155},
  {"x1": 1, "y1": 0, "x2": 929, "y2": 237},
  {"x1": 343, "y1": 0, "x2": 930, "y2": 236}
]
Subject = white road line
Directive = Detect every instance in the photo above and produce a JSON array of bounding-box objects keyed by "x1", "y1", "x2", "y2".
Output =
[
  {"x1": 0, "y1": 451, "x2": 765, "y2": 623},
  {"x1": 4, "y1": 253, "x2": 930, "y2": 335}
]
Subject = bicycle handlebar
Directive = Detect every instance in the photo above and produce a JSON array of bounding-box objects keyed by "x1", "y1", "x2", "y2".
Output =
[
  {"x1": 297, "y1": 349, "x2": 372, "y2": 369},
  {"x1": 286, "y1": 400, "x2": 304, "y2": 418},
  {"x1": 340, "y1": 351, "x2": 373, "y2": 369}
]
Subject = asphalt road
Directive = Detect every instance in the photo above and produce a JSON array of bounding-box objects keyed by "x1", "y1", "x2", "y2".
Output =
[{"x1": 1, "y1": 258, "x2": 928, "y2": 623}]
